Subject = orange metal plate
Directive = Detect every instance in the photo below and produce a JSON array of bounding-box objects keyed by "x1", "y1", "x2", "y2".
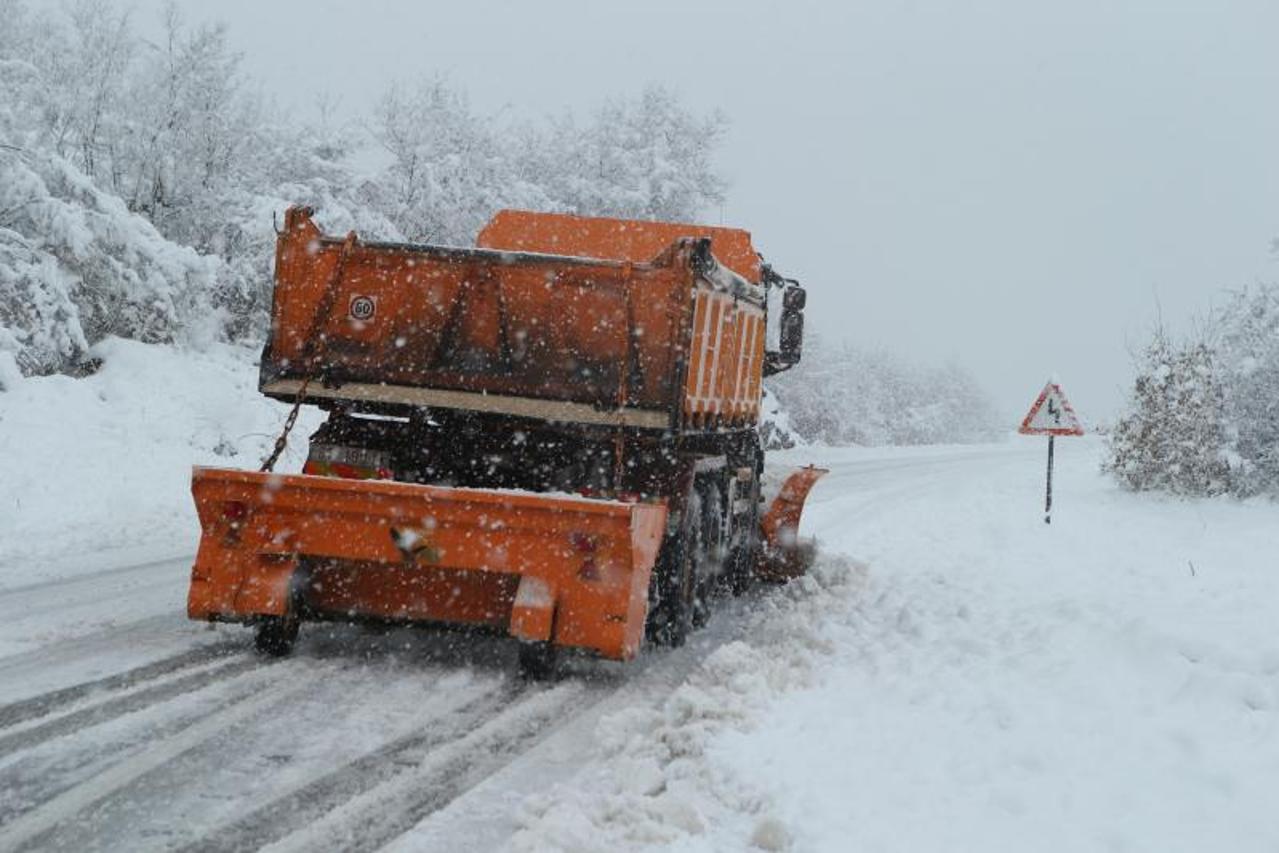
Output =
[{"x1": 188, "y1": 467, "x2": 667, "y2": 660}]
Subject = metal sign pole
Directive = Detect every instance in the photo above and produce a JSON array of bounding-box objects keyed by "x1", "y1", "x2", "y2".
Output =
[
  {"x1": 1020, "y1": 380, "x2": 1083, "y2": 526},
  {"x1": 1044, "y1": 434, "x2": 1055, "y2": 525}
]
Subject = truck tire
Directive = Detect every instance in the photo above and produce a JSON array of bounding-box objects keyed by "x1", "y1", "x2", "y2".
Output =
[
  {"x1": 647, "y1": 495, "x2": 701, "y2": 648},
  {"x1": 253, "y1": 568, "x2": 305, "y2": 657},
  {"x1": 517, "y1": 641, "x2": 558, "y2": 680},
  {"x1": 691, "y1": 482, "x2": 723, "y2": 629},
  {"x1": 254, "y1": 613, "x2": 300, "y2": 657},
  {"x1": 725, "y1": 445, "x2": 764, "y2": 597}
]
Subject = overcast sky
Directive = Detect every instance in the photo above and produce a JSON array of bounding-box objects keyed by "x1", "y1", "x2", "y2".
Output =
[{"x1": 126, "y1": 0, "x2": 1279, "y2": 419}]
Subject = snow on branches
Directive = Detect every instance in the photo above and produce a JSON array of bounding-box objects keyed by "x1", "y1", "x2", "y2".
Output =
[
  {"x1": 0, "y1": 1, "x2": 728, "y2": 376},
  {"x1": 766, "y1": 332, "x2": 1003, "y2": 447},
  {"x1": 1107, "y1": 282, "x2": 1279, "y2": 498}
]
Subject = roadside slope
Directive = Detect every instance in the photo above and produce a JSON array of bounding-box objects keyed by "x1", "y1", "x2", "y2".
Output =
[{"x1": 506, "y1": 438, "x2": 1279, "y2": 852}]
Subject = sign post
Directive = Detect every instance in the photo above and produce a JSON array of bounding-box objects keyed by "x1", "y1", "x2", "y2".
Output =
[{"x1": 1018, "y1": 380, "x2": 1084, "y2": 524}]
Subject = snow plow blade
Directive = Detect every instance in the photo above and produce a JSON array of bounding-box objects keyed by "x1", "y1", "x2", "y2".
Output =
[
  {"x1": 757, "y1": 465, "x2": 828, "y2": 581},
  {"x1": 187, "y1": 467, "x2": 667, "y2": 661}
]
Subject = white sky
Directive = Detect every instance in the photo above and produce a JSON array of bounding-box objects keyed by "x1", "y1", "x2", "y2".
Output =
[{"x1": 122, "y1": 0, "x2": 1279, "y2": 419}]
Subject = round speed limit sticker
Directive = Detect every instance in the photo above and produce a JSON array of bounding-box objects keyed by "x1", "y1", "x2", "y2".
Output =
[{"x1": 349, "y1": 294, "x2": 376, "y2": 322}]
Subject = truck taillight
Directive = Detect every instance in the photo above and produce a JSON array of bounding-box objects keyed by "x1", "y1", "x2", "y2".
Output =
[
  {"x1": 220, "y1": 501, "x2": 249, "y2": 542},
  {"x1": 571, "y1": 532, "x2": 601, "y2": 580}
]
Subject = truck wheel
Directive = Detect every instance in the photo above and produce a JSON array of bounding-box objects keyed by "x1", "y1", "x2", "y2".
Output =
[
  {"x1": 727, "y1": 548, "x2": 756, "y2": 596},
  {"x1": 726, "y1": 448, "x2": 764, "y2": 597},
  {"x1": 517, "y1": 641, "x2": 558, "y2": 680},
  {"x1": 254, "y1": 613, "x2": 300, "y2": 657},
  {"x1": 661, "y1": 517, "x2": 700, "y2": 647},
  {"x1": 646, "y1": 491, "x2": 703, "y2": 649},
  {"x1": 692, "y1": 482, "x2": 725, "y2": 629}
]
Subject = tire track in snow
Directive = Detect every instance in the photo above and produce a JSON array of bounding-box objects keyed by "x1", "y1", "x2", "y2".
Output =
[
  {"x1": 179, "y1": 679, "x2": 528, "y2": 853},
  {"x1": 0, "y1": 653, "x2": 258, "y2": 758},
  {"x1": 259, "y1": 680, "x2": 607, "y2": 853},
  {"x1": 1, "y1": 674, "x2": 311, "y2": 852},
  {"x1": 0, "y1": 660, "x2": 299, "y2": 828},
  {"x1": 0, "y1": 555, "x2": 190, "y2": 602},
  {"x1": 0, "y1": 641, "x2": 245, "y2": 731}
]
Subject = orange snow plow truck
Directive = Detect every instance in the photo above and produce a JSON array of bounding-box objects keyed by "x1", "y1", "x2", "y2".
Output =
[{"x1": 187, "y1": 206, "x2": 824, "y2": 676}]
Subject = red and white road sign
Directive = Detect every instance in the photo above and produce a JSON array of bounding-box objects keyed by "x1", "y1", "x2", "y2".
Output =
[{"x1": 1019, "y1": 381, "x2": 1084, "y2": 436}]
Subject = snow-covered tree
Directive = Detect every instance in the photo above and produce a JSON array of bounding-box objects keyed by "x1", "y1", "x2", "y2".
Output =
[
  {"x1": 0, "y1": 1, "x2": 732, "y2": 376},
  {"x1": 1214, "y1": 283, "x2": 1279, "y2": 495},
  {"x1": 368, "y1": 78, "x2": 549, "y2": 245},
  {"x1": 1106, "y1": 326, "x2": 1232, "y2": 496},
  {"x1": 1106, "y1": 280, "x2": 1279, "y2": 498},
  {"x1": 767, "y1": 331, "x2": 1002, "y2": 446},
  {"x1": 516, "y1": 85, "x2": 727, "y2": 223}
]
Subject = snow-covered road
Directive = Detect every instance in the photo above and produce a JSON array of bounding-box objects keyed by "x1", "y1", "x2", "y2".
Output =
[{"x1": 1, "y1": 437, "x2": 1276, "y2": 852}]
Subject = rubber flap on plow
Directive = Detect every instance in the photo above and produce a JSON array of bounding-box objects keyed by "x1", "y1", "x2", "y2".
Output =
[{"x1": 187, "y1": 467, "x2": 667, "y2": 660}]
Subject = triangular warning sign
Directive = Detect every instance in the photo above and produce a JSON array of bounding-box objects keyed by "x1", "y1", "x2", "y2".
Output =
[{"x1": 1019, "y1": 381, "x2": 1084, "y2": 436}]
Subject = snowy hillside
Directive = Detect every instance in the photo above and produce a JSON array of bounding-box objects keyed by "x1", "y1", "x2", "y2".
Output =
[{"x1": 0, "y1": 339, "x2": 319, "y2": 596}]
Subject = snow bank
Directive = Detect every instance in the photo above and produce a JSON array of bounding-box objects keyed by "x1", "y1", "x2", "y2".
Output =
[
  {"x1": 510, "y1": 439, "x2": 1279, "y2": 852},
  {"x1": 509, "y1": 557, "x2": 866, "y2": 852},
  {"x1": 0, "y1": 339, "x2": 319, "y2": 588}
]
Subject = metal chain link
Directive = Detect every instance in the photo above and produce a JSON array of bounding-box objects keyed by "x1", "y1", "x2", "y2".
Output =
[{"x1": 259, "y1": 232, "x2": 356, "y2": 473}]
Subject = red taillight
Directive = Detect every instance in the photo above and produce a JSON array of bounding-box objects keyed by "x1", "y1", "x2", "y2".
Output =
[{"x1": 571, "y1": 532, "x2": 600, "y2": 580}]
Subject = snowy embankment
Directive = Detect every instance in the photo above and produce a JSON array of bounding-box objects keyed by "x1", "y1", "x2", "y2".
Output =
[
  {"x1": 0, "y1": 338, "x2": 317, "y2": 592},
  {"x1": 506, "y1": 440, "x2": 1279, "y2": 852}
]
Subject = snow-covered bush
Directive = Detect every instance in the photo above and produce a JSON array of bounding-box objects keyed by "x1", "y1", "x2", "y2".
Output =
[
  {"x1": 0, "y1": 147, "x2": 220, "y2": 374},
  {"x1": 1106, "y1": 279, "x2": 1279, "y2": 498},
  {"x1": 1, "y1": 53, "x2": 219, "y2": 375},
  {"x1": 1215, "y1": 283, "x2": 1279, "y2": 495},
  {"x1": 766, "y1": 332, "x2": 1002, "y2": 446},
  {"x1": 1105, "y1": 327, "x2": 1232, "y2": 496},
  {"x1": 759, "y1": 386, "x2": 805, "y2": 450}
]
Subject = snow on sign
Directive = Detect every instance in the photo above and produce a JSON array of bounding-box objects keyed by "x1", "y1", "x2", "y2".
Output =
[{"x1": 1019, "y1": 381, "x2": 1084, "y2": 436}]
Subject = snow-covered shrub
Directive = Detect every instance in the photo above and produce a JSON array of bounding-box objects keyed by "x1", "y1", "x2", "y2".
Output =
[
  {"x1": 0, "y1": 51, "x2": 219, "y2": 374},
  {"x1": 1105, "y1": 327, "x2": 1232, "y2": 496},
  {"x1": 1107, "y1": 282, "x2": 1279, "y2": 498},
  {"x1": 0, "y1": 146, "x2": 220, "y2": 374},
  {"x1": 767, "y1": 333, "x2": 1002, "y2": 446},
  {"x1": 1215, "y1": 283, "x2": 1279, "y2": 496},
  {"x1": 758, "y1": 386, "x2": 805, "y2": 450}
]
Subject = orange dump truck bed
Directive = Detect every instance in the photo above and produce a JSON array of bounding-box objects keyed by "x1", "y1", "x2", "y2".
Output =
[{"x1": 261, "y1": 207, "x2": 766, "y2": 430}]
